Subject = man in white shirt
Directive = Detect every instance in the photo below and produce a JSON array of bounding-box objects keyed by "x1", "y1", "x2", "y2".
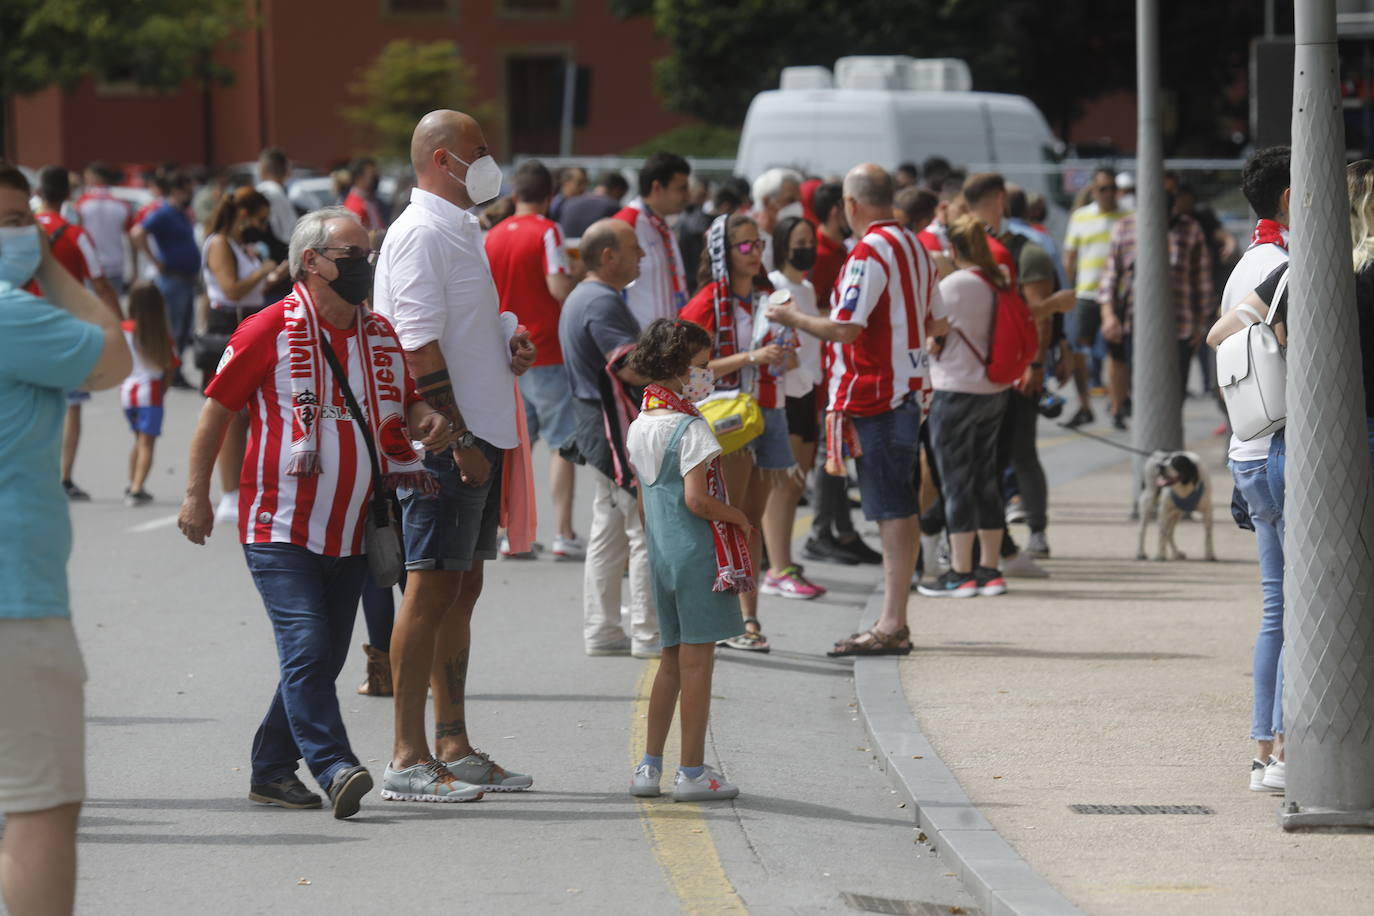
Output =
[
  {"x1": 613, "y1": 152, "x2": 691, "y2": 328},
  {"x1": 373, "y1": 109, "x2": 537, "y2": 802},
  {"x1": 255, "y1": 146, "x2": 298, "y2": 249}
]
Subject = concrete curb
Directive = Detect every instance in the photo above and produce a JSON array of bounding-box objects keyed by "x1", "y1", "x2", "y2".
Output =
[{"x1": 853, "y1": 588, "x2": 1084, "y2": 916}]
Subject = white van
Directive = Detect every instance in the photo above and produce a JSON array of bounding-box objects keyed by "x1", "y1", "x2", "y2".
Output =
[{"x1": 736, "y1": 56, "x2": 1065, "y2": 233}]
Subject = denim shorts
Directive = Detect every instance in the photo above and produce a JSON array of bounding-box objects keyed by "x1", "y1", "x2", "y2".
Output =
[
  {"x1": 397, "y1": 441, "x2": 504, "y2": 572},
  {"x1": 750, "y1": 406, "x2": 794, "y2": 470},
  {"x1": 519, "y1": 363, "x2": 577, "y2": 449},
  {"x1": 124, "y1": 406, "x2": 164, "y2": 437},
  {"x1": 1064, "y1": 297, "x2": 1102, "y2": 353},
  {"x1": 851, "y1": 397, "x2": 922, "y2": 521}
]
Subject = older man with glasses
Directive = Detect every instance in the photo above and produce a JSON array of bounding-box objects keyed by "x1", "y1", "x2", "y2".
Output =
[{"x1": 1062, "y1": 167, "x2": 1127, "y2": 428}]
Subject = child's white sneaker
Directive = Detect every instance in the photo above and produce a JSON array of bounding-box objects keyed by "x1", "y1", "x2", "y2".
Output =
[
  {"x1": 672, "y1": 765, "x2": 738, "y2": 802},
  {"x1": 630, "y1": 763, "x2": 661, "y2": 797}
]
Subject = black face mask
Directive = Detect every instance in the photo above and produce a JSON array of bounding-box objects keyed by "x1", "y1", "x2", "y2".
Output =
[
  {"x1": 325, "y1": 255, "x2": 373, "y2": 306},
  {"x1": 788, "y1": 246, "x2": 817, "y2": 271}
]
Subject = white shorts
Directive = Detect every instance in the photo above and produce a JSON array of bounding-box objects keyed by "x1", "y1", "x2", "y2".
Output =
[{"x1": 0, "y1": 617, "x2": 86, "y2": 813}]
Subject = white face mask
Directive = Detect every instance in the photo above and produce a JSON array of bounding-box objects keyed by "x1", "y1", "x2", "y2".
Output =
[
  {"x1": 681, "y1": 365, "x2": 714, "y2": 403},
  {"x1": 445, "y1": 150, "x2": 503, "y2": 206},
  {"x1": 776, "y1": 200, "x2": 804, "y2": 221}
]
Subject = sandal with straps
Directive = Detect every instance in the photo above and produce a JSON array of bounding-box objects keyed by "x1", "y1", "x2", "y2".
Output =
[
  {"x1": 827, "y1": 625, "x2": 912, "y2": 657},
  {"x1": 719, "y1": 617, "x2": 771, "y2": 653}
]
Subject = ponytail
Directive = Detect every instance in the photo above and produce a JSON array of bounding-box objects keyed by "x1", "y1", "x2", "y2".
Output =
[{"x1": 946, "y1": 213, "x2": 1007, "y2": 289}]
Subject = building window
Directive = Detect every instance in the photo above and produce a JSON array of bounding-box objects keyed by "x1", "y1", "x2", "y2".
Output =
[
  {"x1": 382, "y1": 0, "x2": 458, "y2": 19},
  {"x1": 507, "y1": 56, "x2": 567, "y2": 155},
  {"x1": 497, "y1": 0, "x2": 570, "y2": 20}
]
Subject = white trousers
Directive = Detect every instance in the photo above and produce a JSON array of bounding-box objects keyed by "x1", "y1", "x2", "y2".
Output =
[{"x1": 584, "y1": 469, "x2": 658, "y2": 650}]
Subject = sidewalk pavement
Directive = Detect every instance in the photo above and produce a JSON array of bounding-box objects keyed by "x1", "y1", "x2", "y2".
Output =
[{"x1": 877, "y1": 429, "x2": 1374, "y2": 914}]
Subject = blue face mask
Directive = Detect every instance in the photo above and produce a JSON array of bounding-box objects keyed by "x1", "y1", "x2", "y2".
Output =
[{"x1": 0, "y1": 225, "x2": 42, "y2": 290}]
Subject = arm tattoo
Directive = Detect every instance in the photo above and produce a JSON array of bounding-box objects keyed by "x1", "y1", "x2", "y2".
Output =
[
  {"x1": 415, "y1": 369, "x2": 468, "y2": 428},
  {"x1": 435, "y1": 718, "x2": 466, "y2": 740},
  {"x1": 443, "y1": 651, "x2": 469, "y2": 705}
]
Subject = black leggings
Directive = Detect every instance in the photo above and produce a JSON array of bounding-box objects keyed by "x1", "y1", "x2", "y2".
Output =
[
  {"x1": 996, "y1": 390, "x2": 1048, "y2": 533},
  {"x1": 928, "y1": 390, "x2": 1009, "y2": 534}
]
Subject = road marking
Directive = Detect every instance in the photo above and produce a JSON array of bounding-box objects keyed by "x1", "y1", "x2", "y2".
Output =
[
  {"x1": 126, "y1": 514, "x2": 180, "y2": 534},
  {"x1": 630, "y1": 661, "x2": 747, "y2": 914}
]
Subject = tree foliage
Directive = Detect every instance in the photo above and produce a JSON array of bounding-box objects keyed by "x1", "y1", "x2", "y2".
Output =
[
  {"x1": 343, "y1": 40, "x2": 495, "y2": 163},
  {"x1": 624, "y1": 0, "x2": 1283, "y2": 156},
  {"x1": 0, "y1": 0, "x2": 247, "y2": 96}
]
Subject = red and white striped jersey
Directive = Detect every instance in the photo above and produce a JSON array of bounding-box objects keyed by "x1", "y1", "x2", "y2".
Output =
[
  {"x1": 204, "y1": 303, "x2": 421, "y2": 557},
  {"x1": 74, "y1": 185, "x2": 132, "y2": 279},
  {"x1": 118, "y1": 320, "x2": 177, "y2": 410},
  {"x1": 614, "y1": 201, "x2": 688, "y2": 328},
  {"x1": 826, "y1": 220, "x2": 942, "y2": 417}
]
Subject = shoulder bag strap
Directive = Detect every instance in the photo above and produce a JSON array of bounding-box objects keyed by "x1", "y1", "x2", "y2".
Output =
[
  {"x1": 1266, "y1": 269, "x2": 1290, "y2": 328},
  {"x1": 318, "y1": 333, "x2": 389, "y2": 524}
]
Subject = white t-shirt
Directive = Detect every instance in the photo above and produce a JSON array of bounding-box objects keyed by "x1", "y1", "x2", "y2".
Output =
[
  {"x1": 1220, "y1": 240, "x2": 1289, "y2": 462},
  {"x1": 931, "y1": 269, "x2": 1008, "y2": 395},
  {"x1": 256, "y1": 180, "x2": 298, "y2": 246},
  {"x1": 373, "y1": 188, "x2": 517, "y2": 449},
  {"x1": 626, "y1": 412, "x2": 722, "y2": 484},
  {"x1": 767, "y1": 269, "x2": 821, "y2": 397}
]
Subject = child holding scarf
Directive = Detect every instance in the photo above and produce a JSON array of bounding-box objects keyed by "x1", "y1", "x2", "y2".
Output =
[{"x1": 624, "y1": 319, "x2": 751, "y2": 802}]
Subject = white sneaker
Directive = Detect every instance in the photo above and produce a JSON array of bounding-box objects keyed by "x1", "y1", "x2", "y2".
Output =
[
  {"x1": 215, "y1": 491, "x2": 239, "y2": 524},
  {"x1": 672, "y1": 765, "x2": 739, "y2": 802},
  {"x1": 585, "y1": 633, "x2": 631, "y2": 656},
  {"x1": 499, "y1": 536, "x2": 540, "y2": 559},
  {"x1": 1002, "y1": 550, "x2": 1049, "y2": 578},
  {"x1": 552, "y1": 534, "x2": 586, "y2": 561},
  {"x1": 1262, "y1": 758, "x2": 1286, "y2": 790},
  {"x1": 631, "y1": 641, "x2": 662, "y2": 660},
  {"x1": 630, "y1": 763, "x2": 662, "y2": 797},
  {"x1": 1249, "y1": 758, "x2": 1271, "y2": 792}
]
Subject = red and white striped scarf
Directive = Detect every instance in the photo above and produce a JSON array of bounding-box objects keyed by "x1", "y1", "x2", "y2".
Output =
[
  {"x1": 1251, "y1": 219, "x2": 1289, "y2": 251},
  {"x1": 282, "y1": 283, "x2": 434, "y2": 493},
  {"x1": 603, "y1": 342, "x2": 641, "y2": 489},
  {"x1": 642, "y1": 383, "x2": 755, "y2": 593}
]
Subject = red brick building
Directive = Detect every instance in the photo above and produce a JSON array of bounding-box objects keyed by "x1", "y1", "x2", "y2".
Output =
[{"x1": 7, "y1": 0, "x2": 692, "y2": 172}]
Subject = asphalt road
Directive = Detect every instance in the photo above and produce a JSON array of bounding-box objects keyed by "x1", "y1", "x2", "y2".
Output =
[{"x1": 30, "y1": 376, "x2": 1223, "y2": 915}]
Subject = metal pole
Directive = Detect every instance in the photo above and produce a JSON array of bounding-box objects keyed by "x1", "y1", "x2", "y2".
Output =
[
  {"x1": 559, "y1": 58, "x2": 576, "y2": 158},
  {"x1": 1280, "y1": 0, "x2": 1374, "y2": 831},
  {"x1": 1131, "y1": 0, "x2": 1183, "y2": 494}
]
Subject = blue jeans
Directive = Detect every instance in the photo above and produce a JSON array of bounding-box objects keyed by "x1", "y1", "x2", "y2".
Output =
[
  {"x1": 852, "y1": 398, "x2": 922, "y2": 521},
  {"x1": 243, "y1": 543, "x2": 368, "y2": 789},
  {"x1": 154, "y1": 271, "x2": 196, "y2": 356},
  {"x1": 1230, "y1": 457, "x2": 1284, "y2": 741}
]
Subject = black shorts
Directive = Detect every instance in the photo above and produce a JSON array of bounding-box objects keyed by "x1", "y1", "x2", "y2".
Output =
[{"x1": 784, "y1": 390, "x2": 819, "y2": 444}]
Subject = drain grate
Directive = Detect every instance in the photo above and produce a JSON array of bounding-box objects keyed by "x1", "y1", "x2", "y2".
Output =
[
  {"x1": 841, "y1": 892, "x2": 978, "y2": 915},
  {"x1": 1071, "y1": 804, "x2": 1215, "y2": 815}
]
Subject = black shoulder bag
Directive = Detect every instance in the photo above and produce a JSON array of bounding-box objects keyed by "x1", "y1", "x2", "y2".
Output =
[{"x1": 318, "y1": 336, "x2": 405, "y2": 586}]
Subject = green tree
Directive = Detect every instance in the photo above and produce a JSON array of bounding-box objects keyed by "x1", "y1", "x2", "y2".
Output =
[
  {"x1": 0, "y1": 0, "x2": 246, "y2": 96},
  {"x1": 343, "y1": 40, "x2": 495, "y2": 162}
]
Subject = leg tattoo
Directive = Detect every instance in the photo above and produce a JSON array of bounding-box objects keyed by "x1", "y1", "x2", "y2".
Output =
[
  {"x1": 435, "y1": 718, "x2": 467, "y2": 740},
  {"x1": 443, "y1": 649, "x2": 470, "y2": 705}
]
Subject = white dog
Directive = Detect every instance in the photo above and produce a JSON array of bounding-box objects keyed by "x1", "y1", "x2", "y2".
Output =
[{"x1": 1136, "y1": 450, "x2": 1216, "y2": 562}]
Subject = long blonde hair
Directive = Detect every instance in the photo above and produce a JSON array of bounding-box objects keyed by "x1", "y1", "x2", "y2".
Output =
[
  {"x1": 946, "y1": 214, "x2": 1007, "y2": 289},
  {"x1": 1348, "y1": 159, "x2": 1374, "y2": 273},
  {"x1": 127, "y1": 283, "x2": 175, "y2": 372}
]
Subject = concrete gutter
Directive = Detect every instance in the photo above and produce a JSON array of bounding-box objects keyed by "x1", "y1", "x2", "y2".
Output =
[{"x1": 852, "y1": 588, "x2": 1084, "y2": 916}]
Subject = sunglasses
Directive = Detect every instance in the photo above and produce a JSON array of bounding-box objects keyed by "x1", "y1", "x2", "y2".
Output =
[
  {"x1": 1094, "y1": 185, "x2": 1117, "y2": 193},
  {"x1": 315, "y1": 245, "x2": 380, "y2": 265},
  {"x1": 733, "y1": 239, "x2": 765, "y2": 255}
]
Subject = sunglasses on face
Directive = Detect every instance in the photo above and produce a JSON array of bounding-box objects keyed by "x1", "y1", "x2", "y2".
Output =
[
  {"x1": 315, "y1": 245, "x2": 380, "y2": 265},
  {"x1": 733, "y1": 239, "x2": 765, "y2": 255},
  {"x1": 1094, "y1": 185, "x2": 1117, "y2": 194}
]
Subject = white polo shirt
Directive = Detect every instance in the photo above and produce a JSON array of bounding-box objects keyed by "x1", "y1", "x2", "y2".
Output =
[{"x1": 373, "y1": 188, "x2": 517, "y2": 449}]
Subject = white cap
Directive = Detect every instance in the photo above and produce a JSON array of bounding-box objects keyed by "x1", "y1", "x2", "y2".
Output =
[{"x1": 1116, "y1": 171, "x2": 1135, "y2": 190}]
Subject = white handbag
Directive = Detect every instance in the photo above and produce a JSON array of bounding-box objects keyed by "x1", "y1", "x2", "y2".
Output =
[{"x1": 1216, "y1": 270, "x2": 1287, "y2": 441}]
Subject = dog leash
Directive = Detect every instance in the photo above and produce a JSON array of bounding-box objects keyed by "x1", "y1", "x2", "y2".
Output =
[{"x1": 1058, "y1": 423, "x2": 1158, "y2": 458}]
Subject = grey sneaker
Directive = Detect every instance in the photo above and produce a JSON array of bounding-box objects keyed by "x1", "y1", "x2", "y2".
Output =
[
  {"x1": 586, "y1": 633, "x2": 632, "y2": 656},
  {"x1": 630, "y1": 763, "x2": 662, "y2": 797},
  {"x1": 1026, "y1": 531, "x2": 1051, "y2": 559},
  {"x1": 444, "y1": 748, "x2": 533, "y2": 792},
  {"x1": 672, "y1": 765, "x2": 739, "y2": 802},
  {"x1": 380, "y1": 759, "x2": 484, "y2": 803}
]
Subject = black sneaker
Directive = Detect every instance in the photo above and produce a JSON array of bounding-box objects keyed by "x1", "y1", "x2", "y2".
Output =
[
  {"x1": 62, "y1": 480, "x2": 90, "y2": 502},
  {"x1": 1062, "y1": 408, "x2": 1094, "y2": 429},
  {"x1": 916, "y1": 569, "x2": 978, "y2": 598},
  {"x1": 327, "y1": 765, "x2": 373, "y2": 820},
  {"x1": 802, "y1": 534, "x2": 859, "y2": 566},
  {"x1": 123, "y1": 489, "x2": 154, "y2": 507},
  {"x1": 249, "y1": 776, "x2": 323, "y2": 810},
  {"x1": 834, "y1": 533, "x2": 882, "y2": 565}
]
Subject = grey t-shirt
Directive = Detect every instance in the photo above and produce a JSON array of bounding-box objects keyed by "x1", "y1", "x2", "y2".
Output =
[{"x1": 558, "y1": 280, "x2": 642, "y2": 401}]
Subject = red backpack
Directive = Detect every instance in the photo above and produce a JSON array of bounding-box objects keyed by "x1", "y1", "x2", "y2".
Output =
[{"x1": 954, "y1": 270, "x2": 1039, "y2": 385}]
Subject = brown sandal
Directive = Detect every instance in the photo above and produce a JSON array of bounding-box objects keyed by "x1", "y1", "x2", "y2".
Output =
[{"x1": 827, "y1": 626, "x2": 912, "y2": 657}]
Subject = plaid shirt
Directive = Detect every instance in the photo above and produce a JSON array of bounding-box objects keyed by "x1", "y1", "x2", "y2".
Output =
[{"x1": 1096, "y1": 213, "x2": 1213, "y2": 341}]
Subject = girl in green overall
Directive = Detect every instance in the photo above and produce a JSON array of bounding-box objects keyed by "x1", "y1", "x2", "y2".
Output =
[{"x1": 625, "y1": 319, "x2": 751, "y2": 802}]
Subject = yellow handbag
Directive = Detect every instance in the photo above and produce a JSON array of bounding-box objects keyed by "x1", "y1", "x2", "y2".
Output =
[{"x1": 697, "y1": 391, "x2": 764, "y2": 455}]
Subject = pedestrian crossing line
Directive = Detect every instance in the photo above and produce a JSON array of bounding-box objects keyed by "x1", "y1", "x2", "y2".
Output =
[
  {"x1": 629, "y1": 660, "x2": 748, "y2": 914},
  {"x1": 126, "y1": 513, "x2": 181, "y2": 533}
]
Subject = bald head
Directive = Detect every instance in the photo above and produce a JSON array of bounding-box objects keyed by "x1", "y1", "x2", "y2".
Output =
[
  {"x1": 581, "y1": 217, "x2": 642, "y2": 290},
  {"x1": 411, "y1": 109, "x2": 487, "y2": 181},
  {"x1": 843, "y1": 164, "x2": 894, "y2": 207}
]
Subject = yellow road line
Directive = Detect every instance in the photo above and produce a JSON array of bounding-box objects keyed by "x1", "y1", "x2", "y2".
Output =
[{"x1": 630, "y1": 661, "x2": 748, "y2": 914}]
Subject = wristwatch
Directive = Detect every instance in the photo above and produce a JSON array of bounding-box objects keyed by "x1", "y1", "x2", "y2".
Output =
[{"x1": 452, "y1": 426, "x2": 476, "y2": 450}]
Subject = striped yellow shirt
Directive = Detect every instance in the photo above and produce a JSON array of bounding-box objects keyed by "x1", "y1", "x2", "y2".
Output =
[{"x1": 1064, "y1": 202, "x2": 1127, "y2": 296}]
